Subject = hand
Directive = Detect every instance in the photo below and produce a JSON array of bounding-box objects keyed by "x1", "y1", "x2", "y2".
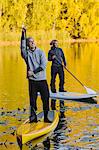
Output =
[
  {"x1": 28, "y1": 70, "x2": 33, "y2": 77},
  {"x1": 22, "y1": 24, "x2": 25, "y2": 28},
  {"x1": 22, "y1": 25, "x2": 26, "y2": 32},
  {"x1": 28, "y1": 70, "x2": 36, "y2": 78},
  {"x1": 52, "y1": 55, "x2": 56, "y2": 59}
]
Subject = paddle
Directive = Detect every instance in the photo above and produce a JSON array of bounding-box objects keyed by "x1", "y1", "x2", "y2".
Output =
[{"x1": 54, "y1": 56, "x2": 96, "y2": 94}]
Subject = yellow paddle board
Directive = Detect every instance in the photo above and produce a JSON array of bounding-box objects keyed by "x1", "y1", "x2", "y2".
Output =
[
  {"x1": 16, "y1": 110, "x2": 59, "y2": 146},
  {"x1": 22, "y1": 131, "x2": 52, "y2": 149}
]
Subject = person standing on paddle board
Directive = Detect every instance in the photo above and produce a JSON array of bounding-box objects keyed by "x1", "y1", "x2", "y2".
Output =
[
  {"x1": 48, "y1": 40, "x2": 67, "y2": 109},
  {"x1": 48, "y1": 40, "x2": 67, "y2": 93},
  {"x1": 20, "y1": 26, "x2": 51, "y2": 123}
]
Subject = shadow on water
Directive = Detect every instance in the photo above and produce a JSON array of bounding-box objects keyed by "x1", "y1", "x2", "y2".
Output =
[
  {"x1": 52, "y1": 100, "x2": 68, "y2": 149},
  {"x1": 21, "y1": 131, "x2": 51, "y2": 149},
  {"x1": 51, "y1": 101, "x2": 67, "y2": 149},
  {"x1": 32, "y1": 137, "x2": 50, "y2": 150},
  {"x1": 17, "y1": 135, "x2": 22, "y2": 150},
  {"x1": 67, "y1": 98, "x2": 97, "y2": 104},
  {"x1": 43, "y1": 137, "x2": 50, "y2": 149}
]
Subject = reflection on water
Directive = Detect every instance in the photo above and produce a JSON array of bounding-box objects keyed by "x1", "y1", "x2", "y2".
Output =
[{"x1": 0, "y1": 43, "x2": 99, "y2": 150}]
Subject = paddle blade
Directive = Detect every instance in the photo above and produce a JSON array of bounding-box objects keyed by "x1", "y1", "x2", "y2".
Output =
[{"x1": 84, "y1": 86, "x2": 97, "y2": 94}]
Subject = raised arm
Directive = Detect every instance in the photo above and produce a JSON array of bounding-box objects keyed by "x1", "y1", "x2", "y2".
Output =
[{"x1": 20, "y1": 27, "x2": 28, "y2": 62}]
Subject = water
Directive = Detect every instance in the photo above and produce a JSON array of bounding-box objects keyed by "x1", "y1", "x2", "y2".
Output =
[{"x1": 0, "y1": 42, "x2": 99, "y2": 150}]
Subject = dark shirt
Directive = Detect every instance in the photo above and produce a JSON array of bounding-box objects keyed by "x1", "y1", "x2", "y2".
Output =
[{"x1": 48, "y1": 47, "x2": 66, "y2": 67}]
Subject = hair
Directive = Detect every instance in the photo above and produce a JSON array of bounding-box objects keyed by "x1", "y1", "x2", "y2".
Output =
[{"x1": 50, "y1": 40, "x2": 58, "y2": 46}]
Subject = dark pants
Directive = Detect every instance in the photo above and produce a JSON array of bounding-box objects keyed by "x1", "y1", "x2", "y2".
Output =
[
  {"x1": 50, "y1": 65, "x2": 65, "y2": 92},
  {"x1": 50, "y1": 65, "x2": 65, "y2": 110},
  {"x1": 29, "y1": 79, "x2": 49, "y2": 118}
]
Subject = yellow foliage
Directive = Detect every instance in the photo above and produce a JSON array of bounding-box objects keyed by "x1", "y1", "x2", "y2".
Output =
[{"x1": 0, "y1": 0, "x2": 99, "y2": 38}]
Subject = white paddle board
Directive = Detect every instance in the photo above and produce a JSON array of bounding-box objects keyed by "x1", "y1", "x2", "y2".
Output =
[
  {"x1": 49, "y1": 91, "x2": 98, "y2": 100},
  {"x1": 38, "y1": 91, "x2": 98, "y2": 100}
]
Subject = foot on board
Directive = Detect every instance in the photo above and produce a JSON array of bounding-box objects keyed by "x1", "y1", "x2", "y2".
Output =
[
  {"x1": 59, "y1": 90, "x2": 67, "y2": 92},
  {"x1": 44, "y1": 118, "x2": 52, "y2": 123},
  {"x1": 29, "y1": 116, "x2": 38, "y2": 123}
]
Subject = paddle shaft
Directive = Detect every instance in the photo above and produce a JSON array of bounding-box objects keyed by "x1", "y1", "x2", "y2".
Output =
[
  {"x1": 64, "y1": 66, "x2": 84, "y2": 87},
  {"x1": 54, "y1": 55, "x2": 97, "y2": 94},
  {"x1": 55, "y1": 57, "x2": 84, "y2": 87}
]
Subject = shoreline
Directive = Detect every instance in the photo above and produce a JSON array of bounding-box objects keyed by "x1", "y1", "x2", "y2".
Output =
[{"x1": 0, "y1": 39, "x2": 99, "y2": 46}]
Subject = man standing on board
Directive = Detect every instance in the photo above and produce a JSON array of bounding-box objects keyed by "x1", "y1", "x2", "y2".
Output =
[
  {"x1": 20, "y1": 26, "x2": 51, "y2": 123},
  {"x1": 48, "y1": 40, "x2": 67, "y2": 109}
]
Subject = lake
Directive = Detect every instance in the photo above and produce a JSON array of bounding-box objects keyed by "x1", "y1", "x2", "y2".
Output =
[{"x1": 0, "y1": 42, "x2": 99, "y2": 150}]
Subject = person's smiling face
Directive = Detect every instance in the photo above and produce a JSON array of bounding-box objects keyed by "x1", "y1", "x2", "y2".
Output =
[
  {"x1": 54, "y1": 41, "x2": 58, "y2": 48},
  {"x1": 28, "y1": 38, "x2": 36, "y2": 50}
]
